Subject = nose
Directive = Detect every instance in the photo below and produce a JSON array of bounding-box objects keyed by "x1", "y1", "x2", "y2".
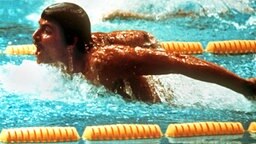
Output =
[{"x1": 33, "y1": 29, "x2": 41, "y2": 42}]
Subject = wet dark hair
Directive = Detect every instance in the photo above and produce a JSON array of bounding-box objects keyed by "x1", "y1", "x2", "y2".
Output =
[{"x1": 41, "y1": 2, "x2": 92, "y2": 53}]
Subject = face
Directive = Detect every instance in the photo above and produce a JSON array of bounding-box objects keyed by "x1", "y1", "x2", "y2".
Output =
[{"x1": 33, "y1": 18, "x2": 68, "y2": 64}]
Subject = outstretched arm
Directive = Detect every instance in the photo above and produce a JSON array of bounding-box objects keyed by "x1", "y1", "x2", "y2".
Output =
[{"x1": 88, "y1": 46, "x2": 256, "y2": 98}]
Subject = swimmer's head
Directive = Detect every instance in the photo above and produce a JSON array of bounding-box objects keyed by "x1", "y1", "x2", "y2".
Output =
[{"x1": 41, "y1": 2, "x2": 92, "y2": 53}]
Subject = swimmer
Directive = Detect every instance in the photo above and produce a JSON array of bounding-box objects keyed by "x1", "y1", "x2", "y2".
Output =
[
  {"x1": 102, "y1": 9, "x2": 199, "y2": 21},
  {"x1": 33, "y1": 2, "x2": 256, "y2": 102}
]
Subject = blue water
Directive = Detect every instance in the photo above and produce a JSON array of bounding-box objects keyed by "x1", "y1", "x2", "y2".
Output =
[{"x1": 0, "y1": 0, "x2": 256, "y2": 143}]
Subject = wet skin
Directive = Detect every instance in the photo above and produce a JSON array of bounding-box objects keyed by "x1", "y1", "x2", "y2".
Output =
[
  {"x1": 33, "y1": 19, "x2": 68, "y2": 64},
  {"x1": 33, "y1": 18, "x2": 256, "y2": 102}
]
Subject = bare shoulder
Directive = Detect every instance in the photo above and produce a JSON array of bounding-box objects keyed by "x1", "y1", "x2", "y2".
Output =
[
  {"x1": 107, "y1": 30, "x2": 158, "y2": 48},
  {"x1": 91, "y1": 30, "x2": 158, "y2": 48},
  {"x1": 84, "y1": 45, "x2": 136, "y2": 83},
  {"x1": 86, "y1": 46, "x2": 127, "y2": 68}
]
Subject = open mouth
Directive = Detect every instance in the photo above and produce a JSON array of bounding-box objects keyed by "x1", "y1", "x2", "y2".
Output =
[{"x1": 34, "y1": 43, "x2": 42, "y2": 56}]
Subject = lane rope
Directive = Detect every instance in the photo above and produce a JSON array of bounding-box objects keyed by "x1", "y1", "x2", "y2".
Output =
[
  {"x1": 0, "y1": 127, "x2": 79, "y2": 143},
  {"x1": 82, "y1": 124, "x2": 163, "y2": 140},
  {"x1": 3, "y1": 40, "x2": 256, "y2": 55},
  {"x1": 0, "y1": 122, "x2": 255, "y2": 142},
  {"x1": 4, "y1": 44, "x2": 36, "y2": 55},
  {"x1": 205, "y1": 40, "x2": 256, "y2": 54},
  {"x1": 160, "y1": 41, "x2": 203, "y2": 54},
  {"x1": 165, "y1": 122, "x2": 244, "y2": 138}
]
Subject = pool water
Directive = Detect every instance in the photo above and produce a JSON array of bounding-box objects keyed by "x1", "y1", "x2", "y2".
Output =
[{"x1": 0, "y1": 0, "x2": 255, "y2": 143}]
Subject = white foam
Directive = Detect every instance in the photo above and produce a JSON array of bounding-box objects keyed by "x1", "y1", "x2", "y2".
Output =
[
  {"x1": 0, "y1": 60, "x2": 111, "y2": 103},
  {"x1": 152, "y1": 74, "x2": 254, "y2": 112},
  {"x1": 246, "y1": 15, "x2": 256, "y2": 26},
  {"x1": 0, "y1": 60, "x2": 254, "y2": 111}
]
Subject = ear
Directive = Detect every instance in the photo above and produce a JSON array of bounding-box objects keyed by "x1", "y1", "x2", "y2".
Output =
[
  {"x1": 66, "y1": 37, "x2": 78, "y2": 52},
  {"x1": 70, "y1": 37, "x2": 78, "y2": 47},
  {"x1": 66, "y1": 34, "x2": 78, "y2": 45}
]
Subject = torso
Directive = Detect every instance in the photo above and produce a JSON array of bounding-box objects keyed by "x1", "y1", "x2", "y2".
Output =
[{"x1": 84, "y1": 30, "x2": 161, "y2": 102}]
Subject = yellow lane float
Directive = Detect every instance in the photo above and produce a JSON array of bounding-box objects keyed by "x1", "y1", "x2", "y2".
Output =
[
  {"x1": 4, "y1": 40, "x2": 256, "y2": 55},
  {"x1": 1, "y1": 121, "x2": 255, "y2": 142},
  {"x1": 5, "y1": 44, "x2": 36, "y2": 55},
  {"x1": 248, "y1": 122, "x2": 256, "y2": 133},
  {"x1": 165, "y1": 122, "x2": 244, "y2": 138},
  {"x1": 160, "y1": 41, "x2": 203, "y2": 54},
  {"x1": 4, "y1": 42, "x2": 204, "y2": 55},
  {"x1": 82, "y1": 124, "x2": 162, "y2": 140},
  {"x1": 205, "y1": 40, "x2": 256, "y2": 54},
  {"x1": 0, "y1": 127, "x2": 79, "y2": 143}
]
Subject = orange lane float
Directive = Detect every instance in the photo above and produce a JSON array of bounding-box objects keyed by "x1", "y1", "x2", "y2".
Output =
[
  {"x1": 205, "y1": 40, "x2": 256, "y2": 54},
  {"x1": 0, "y1": 122, "x2": 253, "y2": 142},
  {"x1": 82, "y1": 124, "x2": 163, "y2": 140},
  {"x1": 160, "y1": 41, "x2": 203, "y2": 54},
  {"x1": 0, "y1": 127, "x2": 80, "y2": 143},
  {"x1": 165, "y1": 122, "x2": 244, "y2": 138}
]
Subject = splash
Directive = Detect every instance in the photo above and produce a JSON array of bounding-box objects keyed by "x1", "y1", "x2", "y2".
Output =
[
  {"x1": 51, "y1": 0, "x2": 255, "y2": 23},
  {"x1": 151, "y1": 74, "x2": 255, "y2": 112},
  {"x1": 0, "y1": 60, "x2": 254, "y2": 112},
  {"x1": 0, "y1": 60, "x2": 119, "y2": 103}
]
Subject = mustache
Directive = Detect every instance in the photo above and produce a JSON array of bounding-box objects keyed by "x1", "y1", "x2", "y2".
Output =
[{"x1": 33, "y1": 41, "x2": 42, "y2": 48}]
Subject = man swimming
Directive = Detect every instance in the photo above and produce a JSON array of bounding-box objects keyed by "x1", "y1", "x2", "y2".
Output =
[{"x1": 33, "y1": 2, "x2": 256, "y2": 102}]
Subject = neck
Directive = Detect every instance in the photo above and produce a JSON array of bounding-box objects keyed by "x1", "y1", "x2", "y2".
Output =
[{"x1": 68, "y1": 51, "x2": 85, "y2": 74}]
